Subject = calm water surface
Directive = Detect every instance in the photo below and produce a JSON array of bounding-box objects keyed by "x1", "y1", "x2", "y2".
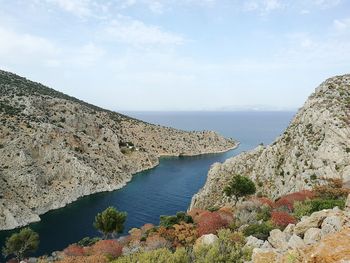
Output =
[{"x1": 0, "y1": 111, "x2": 295, "y2": 259}]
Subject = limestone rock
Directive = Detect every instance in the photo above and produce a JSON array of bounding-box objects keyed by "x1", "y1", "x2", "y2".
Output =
[
  {"x1": 268, "y1": 229, "x2": 288, "y2": 250},
  {"x1": 0, "y1": 70, "x2": 237, "y2": 230},
  {"x1": 283, "y1": 224, "x2": 295, "y2": 240},
  {"x1": 245, "y1": 236, "x2": 265, "y2": 249},
  {"x1": 194, "y1": 234, "x2": 219, "y2": 248},
  {"x1": 261, "y1": 241, "x2": 272, "y2": 249},
  {"x1": 287, "y1": 234, "x2": 304, "y2": 249},
  {"x1": 303, "y1": 227, "x2": 322, "y2": 245},
  {"x1": 293, "y1": 210, "x2": 329, "y2": 236},
  {"x1": 252, "y1": 248, "x2": 278, "y2": 263},
  {"x1": 345, "y1": 194, "x2": 350, "y2": 211},
  {"x1": 320, "y1": 215, "x2": 342, "y2": 236},
  {"x1": 190, "y1": 74, "x2": 350, "y2": 210},
  {"x1": 300, "y1": 228, "x2": 350, "y2": 262}
]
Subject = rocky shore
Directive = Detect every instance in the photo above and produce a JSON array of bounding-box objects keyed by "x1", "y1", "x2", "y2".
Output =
[{"x1": 0, "y1": 70, "x2": 237, "y2": 230}]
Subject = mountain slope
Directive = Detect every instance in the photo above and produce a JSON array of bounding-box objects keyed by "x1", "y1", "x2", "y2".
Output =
[
  {"x1": 191, "y1": 74, "x2": 350, "y2": 209},
  {"x1": 0, "y1": 70, "x2": 236, "y2": 230}
]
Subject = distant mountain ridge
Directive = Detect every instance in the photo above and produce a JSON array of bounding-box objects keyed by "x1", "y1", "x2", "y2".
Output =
[
  {"x1": 191, "y1": 74, "x2": 350, "y2": 210},
  {"x1": 0, "y1": 70, "x2": 236, "y2": 230}
]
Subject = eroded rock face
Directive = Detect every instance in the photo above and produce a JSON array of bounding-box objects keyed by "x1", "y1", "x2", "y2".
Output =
[
  {"x1": 0, "y1": 70, "x2": 237, "y2": 230},
  {"x1": 190, "y1": 74, "x2": 350, "y2": 210}
]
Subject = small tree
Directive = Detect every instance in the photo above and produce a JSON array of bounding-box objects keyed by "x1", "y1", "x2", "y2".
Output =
[
  {"x1": 93, "y1": 207, "x2": 127, "y2": 239},
  {"x1": 2, "y1": 228, "x2": 39, "y2": 261},
  {"x1": 224, "y1": 175, "x2": 256, "y2": 205}
]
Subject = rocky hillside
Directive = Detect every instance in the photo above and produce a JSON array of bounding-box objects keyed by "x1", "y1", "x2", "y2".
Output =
[
  {"x1": 191, "y1": 74, "x2": 350, "y2": 210},
  {"x1": 0, "y1": 70, "x2": 236, "y2": 230}
]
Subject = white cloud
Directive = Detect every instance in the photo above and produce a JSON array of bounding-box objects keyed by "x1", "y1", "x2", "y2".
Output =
[
  {"x1": 334, "y1": 18, "x2": 350, "y2": 31},
  {"x1": 0, "y1": 26, "x2": 59, "y2": 63},
  {"x1": 46, "y1": 0, "x2": 91, "y2": 17},
  {"x1": 102, "y1": 16, "x2": 185, "y2": 46},
  {"x1": 309, "y1": 0, "x2": 341, "y2": 9},
  {"x1": 244, "y1": 0, "x2": 283, "y2": 14},
  {"x1": 69, "y1": 43, "x2": 105, "y2": 67},
  {"x1": 146, "y1": 1, "x2": 164, "y2": 14}
]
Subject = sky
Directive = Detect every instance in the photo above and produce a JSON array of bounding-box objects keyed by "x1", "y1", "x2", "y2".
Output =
[{"x1": 0, "y1": 0, "x2": 349, "y2": 111}]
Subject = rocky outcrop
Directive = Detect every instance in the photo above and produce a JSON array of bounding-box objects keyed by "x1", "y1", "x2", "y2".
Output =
[
  {"x1": 249, "y1": 206, "x2": 350, "y2": 262},
  {"x1": 191, "y1": 74, "x2": 350, "y2": 210},
  {"x1": 0, "y1": 70, "x2": 236, "y2": 230}
]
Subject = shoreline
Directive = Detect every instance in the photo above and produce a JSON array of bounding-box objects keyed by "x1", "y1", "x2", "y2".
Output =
[{"x1": 0, "y1": 142, "x2": 239, "y2": 232}]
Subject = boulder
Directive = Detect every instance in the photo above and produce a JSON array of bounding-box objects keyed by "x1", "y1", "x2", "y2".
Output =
[
  {"x1": 345, "y1": 194, "x2": 350, "y2": 211},
  {"x1": 293, "y1": 210, "x2": 329, "y2": 236},
  {"x1": 283, "y1": 224, "x2": 295, "y2": 240},
  {"x1": 194, "y1": 234, "x2": 218, "y2": 248},
  {"x1": 268, "y1": 229, "x2": 288, "y2": 250},
  {"x1": 245, "y1": 235, "x2": 264, "y2": 249},
  {"x1": 287, "y1": 234, "x2": 304, "y2": 249},
  {"x1": 321, "y1": 215, "x2": 342, "y2": 236},
  {"x1": 303, "y1": 228, "x2": 322, "y2": 245},
  {"x1": 261, "y1": 241, "x2": 272, "y2": 249},
  {"x1": 252, "y1": 248, "x2": 279, "y2": 263}
]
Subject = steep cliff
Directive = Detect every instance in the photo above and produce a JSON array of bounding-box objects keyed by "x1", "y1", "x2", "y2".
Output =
[
  {"x1": 0, "y1": 70, "x2": 236, "y2": 230},
  {"x1": 191, "y1": 74, "x2": 350, "y2": 210}
]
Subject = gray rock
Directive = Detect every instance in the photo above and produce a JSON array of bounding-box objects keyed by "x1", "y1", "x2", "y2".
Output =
[
  {"x1": 261, "y1": 240, "x2": 272, "y2": 249},
  {"x1": 303, "y1": 227, "x2": 322, "y2": 245},
  {"x1": 287, "y1": 234, "x2": 304, "y2": 249},
  {"x1": 283, "y1": 224, "x2": 295, "y2": 240},
  {"x1": 345, "y1": 194, "x2": 350, "y2": 211},
  {"x1": 195, "y1": 234, "x2": 219, "y2": 247},
  {"x1": 321, "y1": 215, "x2": 342, "y2": 236},
  {"x1": 245, "y1": 235, "x2": 264, "y2": 249},
  {"x1": 268, "y1": 229, "x2": 288, "y2": 250},
  {"x1": 294, "y1": 210, "x2": 329, "y2": 236}
]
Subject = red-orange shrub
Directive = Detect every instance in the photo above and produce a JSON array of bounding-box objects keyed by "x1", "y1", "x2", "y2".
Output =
[
  {"x1": 197, "y1": 211, "x2": 229, "y2": 236},
  {"x1": 145, "y1": 234, "x2": 170, "y2": 250},
  {"x1": 90, "y1": 240, "x2": 123, "y2": 259},
  {"x1": 217, "y1": 207, "x2": 235, "y2": 224},
  {"x1": 57, "y1": 254, "x2": 108, "y2": 263},
  {"x1": 173, "y1": 223, "x2": 198, "y2": 247},
  {"x1": 188, "y1": 209, "x2": 207, "y2": 223},
  {"x1": 256, "y1": 197, "x2": 275, "y2": 208},
  {"x1": 63, "y1": 244, "x2": 85, "y2": 257},
  {"x1": 271, "y1": 211, "x2": 297, "y2": 228},
  {"x1": 275, "y1": 190, "x2": 315, "y2": 211}
]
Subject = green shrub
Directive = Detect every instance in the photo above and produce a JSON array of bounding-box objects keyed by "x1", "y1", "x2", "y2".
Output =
[
  {"x1": 159, "y1": 212, "x2": 193, "y2": 228},
  {"x1": 2, "y1": 228, "x2": 39, "y2": 261},
  {"x1": 224, "y1": 174, "x2": 256, "y2": 204},
  {"x1": 256, "y1": 206, "x2": 271, "y2": 222},
  {"x1": 293, "y1": 198, "x2": 346, "y2": 219},
  {"x1": 194, "y1": 229, "x2": 252, "y2": 263},
  {"x1": 243, "y1": 222, "x2": 274, "y2": 240},
  {"x1": 113, "y1": 247, "x2": 190, "y2": 263},
  {"x1": 93, "y1": 207, "x2": 127, "y2": 239},
  {"x1": 293, "y1": 201, "x2": 313, "y2": 220},
  {"x1": 77, "y1": 236, "x2": 101, "y2": 247}
]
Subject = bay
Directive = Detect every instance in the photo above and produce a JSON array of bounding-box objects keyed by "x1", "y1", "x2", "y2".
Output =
[{"x1": 0, "y1": 111, "x2": 295, "y2": 259}]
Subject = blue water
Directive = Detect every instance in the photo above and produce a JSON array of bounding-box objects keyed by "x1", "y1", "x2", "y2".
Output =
[{"x1": 0, "y1": 111, "x2": 295, "y2": 260}]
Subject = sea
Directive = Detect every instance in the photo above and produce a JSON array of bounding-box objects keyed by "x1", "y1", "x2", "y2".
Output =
[{"x1": 0, "y1": 111, "x2": 295, "y2": 260}]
